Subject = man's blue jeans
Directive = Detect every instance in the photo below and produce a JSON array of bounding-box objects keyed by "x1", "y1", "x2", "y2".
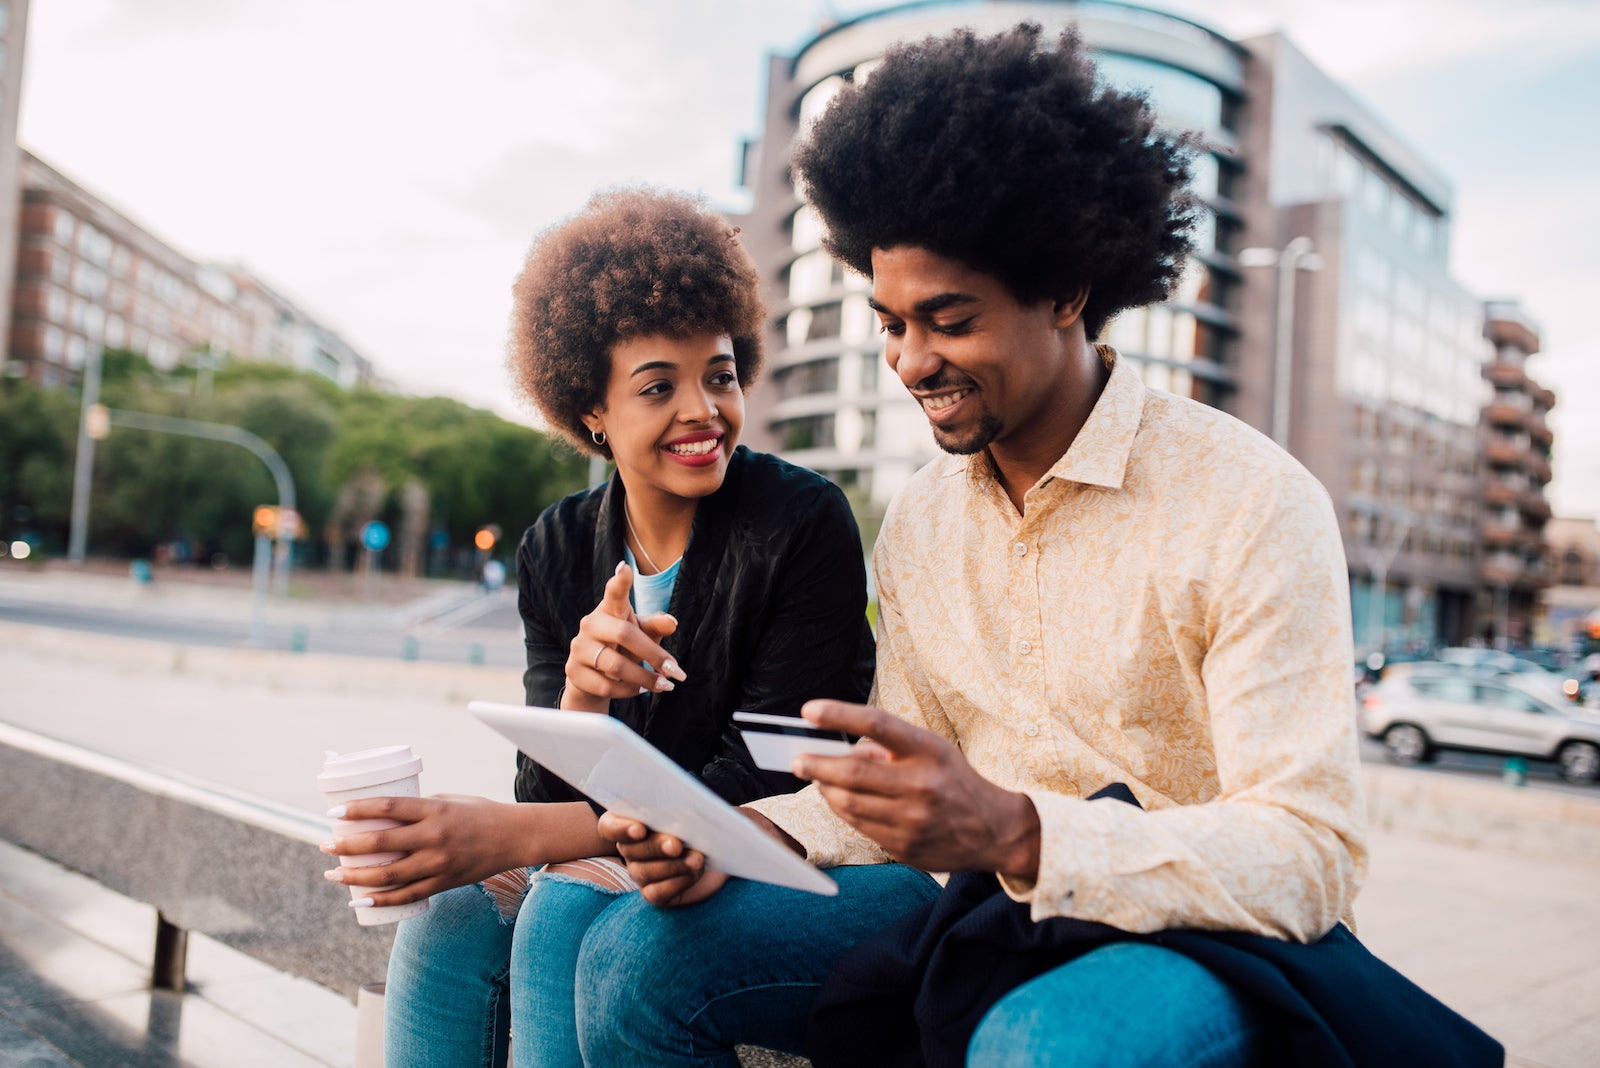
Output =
[{"x1": 575, "y1": 879, "x2": 1263, "y2": 1067}]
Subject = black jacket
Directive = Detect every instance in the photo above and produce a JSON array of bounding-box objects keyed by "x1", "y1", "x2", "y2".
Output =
[
  {"x1": 809, "y1": 785, "x2": 1502, "y2": 1068},
  {"x1": 513, "y1": 447, "x2": 875, "y2": 807}
]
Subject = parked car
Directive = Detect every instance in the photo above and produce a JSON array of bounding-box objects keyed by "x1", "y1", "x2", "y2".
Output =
[{"x1": 1360, "y1": 668, "x2": 1600, "y2": 785}]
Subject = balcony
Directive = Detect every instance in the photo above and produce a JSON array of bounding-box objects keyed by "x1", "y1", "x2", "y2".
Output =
[
  {"x1": 1526, "y1": 413, "x2": 1553, "y2": 445},
  {"x1": 1485, "y1": 439, "x2": 1530, "y2": 469},
  {"x1": 1519, "y1": 492, "x2": 1552, "y2": 521},
  {"x1": 1485, "y1": 401, "x2": 1532, "y2": 429},
  {"x1": 1480, "y1": 556, "x2": 1524, "y2": 586},
  {"x1": 1529, "y1": 453, "x2": 1553, "y2": 483},
  {"x1": 1480, "y1": 523, "x2": 1523, "y2": 549},
  {"x1": 1486, "y1": 362, "x2": 1528, "y2": 389},
  {"x1": 1483, "y1": 482, "x2": 1519, "y2": 507}
]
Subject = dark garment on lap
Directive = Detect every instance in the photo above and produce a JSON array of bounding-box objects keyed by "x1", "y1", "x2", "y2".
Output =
[{"x1": 808, "y1": 784, "x2": 1501, "y2": 1068}]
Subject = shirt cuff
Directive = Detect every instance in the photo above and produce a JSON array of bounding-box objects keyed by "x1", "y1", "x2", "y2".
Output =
[
  {"x1": 998, "y1": 789, "x2": 1178, "y2": 930},
  {"x1": 746, "y1": 785, "x2": 890, "y2": 869}
]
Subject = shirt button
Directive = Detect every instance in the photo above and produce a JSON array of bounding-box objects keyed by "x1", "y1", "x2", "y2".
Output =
[
  {"x1": 1023, "y1": 722, "x2": 1041, "y2": 738},
  {"x1": 1017, "y1": 639, "x2": 1032, "y2": 655},
  {"x1": 1013, "y1": 542, "x2": 1027, "y2": 557}
]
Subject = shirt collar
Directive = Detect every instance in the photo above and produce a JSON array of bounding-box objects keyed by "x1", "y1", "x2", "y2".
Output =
[{"x1": 961, "y1": 345, "x2": 1145, "y2": 492}]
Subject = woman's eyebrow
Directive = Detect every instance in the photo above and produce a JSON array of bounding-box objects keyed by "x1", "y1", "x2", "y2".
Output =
[{"x1": 628, "y1": 360, "x2": 677, "y2": 378}]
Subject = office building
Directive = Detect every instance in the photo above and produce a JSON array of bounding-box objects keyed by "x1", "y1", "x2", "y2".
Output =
[
  {"x1": 735, "y1": 0, "x2": 1554, "y2": 651},
  {"x1": 7, "y1": 150, "x2": 379, "y2": 390}
]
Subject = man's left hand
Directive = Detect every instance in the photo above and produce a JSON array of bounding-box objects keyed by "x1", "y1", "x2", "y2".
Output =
[{"x1": 794, "y1": 700, "x2": 1041, "y2": 880}]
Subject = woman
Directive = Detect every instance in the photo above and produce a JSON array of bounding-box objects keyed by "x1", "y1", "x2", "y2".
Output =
[{"x1": 320, "y1": 188, "x2": 875, "y2": 1066}]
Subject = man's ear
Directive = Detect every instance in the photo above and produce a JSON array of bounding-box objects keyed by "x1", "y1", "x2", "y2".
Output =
[{"x1": 1052, "y1": 287, "x2": 1090, "y2": 329}]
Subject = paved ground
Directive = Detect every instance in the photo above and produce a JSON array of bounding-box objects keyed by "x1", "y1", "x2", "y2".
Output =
[{"x1": 3, "y1": 566, "x2": 1599, "y2": 1066}]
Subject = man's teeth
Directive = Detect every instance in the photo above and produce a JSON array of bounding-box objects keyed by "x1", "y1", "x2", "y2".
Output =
[
  {"x1": 668, "y1": 438, "x2": 719, "y2": 455},
  {"x1": 925, "y1": 389, "x2": 971, "y2": 411}
]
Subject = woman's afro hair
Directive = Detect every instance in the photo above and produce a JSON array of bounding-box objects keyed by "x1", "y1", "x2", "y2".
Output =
[
  {"x1": 508, "y1": 187, "x2": 766, "y2": 456},
  {"x1": 792, "y1": 23, "x2": 1197, "y2": 339}
]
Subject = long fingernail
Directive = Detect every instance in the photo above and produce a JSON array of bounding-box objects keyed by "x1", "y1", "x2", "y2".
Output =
[
  {"x1": 323, "y1": 869, "x2": 346, "y2": 883},
  {"x1": 325, "y1": 805, "x2": 347, "y2": 819},
  {"x1": 615, "y1": 561, "x2": 627, "y2": 576},
  {"x1": 319, "y1": 840, "x2": 336, "y2": 853},
  {"x1": 639, "y1": 686, "x2": 650, "y2": 696},
  {"x1": 662, "y1": 659, "x2": 686, "y2": 681},
  {"x1": 654, "y1": 677, "x2": 675, "y2": 692},
  {"x1": 348, "y1": 898, "x2": 375, "y2": 909}
]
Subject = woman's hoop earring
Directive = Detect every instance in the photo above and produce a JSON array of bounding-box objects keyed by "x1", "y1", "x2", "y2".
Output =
[{"x1": 591, "y1": 429, "x2": 606, "y2": 446}]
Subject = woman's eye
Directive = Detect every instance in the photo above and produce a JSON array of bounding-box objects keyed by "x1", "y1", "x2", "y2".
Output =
[
  {"x1": 640, "y1": 381, "x2": 671, "y2": 397},
  {"x1": 711, "y1": 371, "x2": 738, "y2": 388}
]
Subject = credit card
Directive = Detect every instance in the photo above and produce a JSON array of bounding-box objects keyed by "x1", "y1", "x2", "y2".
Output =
[{"x1": 732, "y1": 710, "x2": 858, "y2": 771}]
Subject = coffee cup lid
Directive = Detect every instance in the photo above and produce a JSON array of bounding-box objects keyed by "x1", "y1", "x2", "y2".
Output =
[{"x1": 317, "y1": 745, "x2": 423, "y2": 792}]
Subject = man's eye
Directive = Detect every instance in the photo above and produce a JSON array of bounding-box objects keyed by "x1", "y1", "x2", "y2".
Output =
[
  {"x1": 877, "y1": 321, "x2": 905, "y2": 337},
  {"x1": 933, "y1": 319, "x2": 974, "y2": 336}
]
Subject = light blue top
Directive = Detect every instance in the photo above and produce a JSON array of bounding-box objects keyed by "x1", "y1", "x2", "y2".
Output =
[{"x1": 623, "y1": 547, "x2": 681, "y2": 620}]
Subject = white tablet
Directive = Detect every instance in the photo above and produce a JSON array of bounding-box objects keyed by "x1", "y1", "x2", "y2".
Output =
[{"x1": 468, "y1": 701, "x2": 837, "y2": 896}]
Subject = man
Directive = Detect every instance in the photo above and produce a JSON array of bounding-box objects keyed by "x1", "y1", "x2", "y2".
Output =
[{"x1": 586, "y1": 23, "x2": 1372, "y2": 1065}]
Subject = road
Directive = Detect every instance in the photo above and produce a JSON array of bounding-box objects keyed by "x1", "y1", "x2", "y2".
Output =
[{"x1": 0, "y1": 575, "x2": 525, "y2": 669}]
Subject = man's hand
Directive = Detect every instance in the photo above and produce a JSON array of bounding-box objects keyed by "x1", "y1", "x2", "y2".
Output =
[
  {"x1": 793, "y1": 700, "x2": 1041, "y2": 880},
  {"x1": 564, "y1": 562, "x2": 687, "y2": 712},
  {"x1": 596, "y1": 809, "x2": 802, "y2": 908}
]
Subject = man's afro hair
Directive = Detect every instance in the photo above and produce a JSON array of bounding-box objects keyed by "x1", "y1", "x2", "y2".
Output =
[{"x1": 792, "y1": 22, "x2": 1197, "y2": 338}]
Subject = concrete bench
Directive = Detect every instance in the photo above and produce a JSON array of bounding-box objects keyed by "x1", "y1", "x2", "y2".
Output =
[{"x1": 0, "y1": 721, "x2": 806, "y2": 1067}]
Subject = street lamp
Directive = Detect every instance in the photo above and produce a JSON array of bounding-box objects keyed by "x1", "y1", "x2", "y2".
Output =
[{"x1": 1238, "y1": 236, "x2": 1322, "y2": 452}]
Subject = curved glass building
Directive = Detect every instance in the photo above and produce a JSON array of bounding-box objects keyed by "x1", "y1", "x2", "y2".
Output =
[{"x1": 734, "y1": 0, "x2": 1556, "y2": 650}]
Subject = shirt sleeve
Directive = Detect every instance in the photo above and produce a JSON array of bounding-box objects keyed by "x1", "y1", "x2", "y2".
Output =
[
  {"x1": 1000, "y1": 472, "x2": 1368, "y2": 942},
  {"x1": 747, "y1": 500, "x2": 957, "y2": 867}
]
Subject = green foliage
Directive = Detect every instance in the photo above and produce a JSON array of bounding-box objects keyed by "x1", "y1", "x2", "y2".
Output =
[{"x1": 0, "y1": 352, "x2": 585, "y2": 569}]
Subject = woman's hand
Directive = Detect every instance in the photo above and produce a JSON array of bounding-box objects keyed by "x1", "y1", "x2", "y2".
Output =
[
  {"x1": 563, "y1": 561, "x2": 687, "y2": 711},
  {"x1": 319, "y1": 795, "x2": 604, "y2": 907},
  {"x1": 596, "y1": 808, "x2": 801, "y2": 908}
]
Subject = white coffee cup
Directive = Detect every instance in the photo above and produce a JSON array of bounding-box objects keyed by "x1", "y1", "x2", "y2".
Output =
[{"x1": 317, "y1": 745, "x2": 429, "y2": 925}]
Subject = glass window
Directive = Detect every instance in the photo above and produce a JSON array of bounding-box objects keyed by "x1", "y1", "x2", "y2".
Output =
[
  {"x1": 776, "y1": 414, "x2": 835, "y2": 451},
  {"x1": 806, "y1": 302, "x2": 842, "y2": 343},
  {"x1": 1095, "y1": 54, "x2": 1227, "y2": 133},
  {"x1": 1474, "y1": 685, "x2": 1542, "y2": 714},
  {"x1": 775, "y1": 358, "x2": 839, "y2": 399},
  {"x1": 1412, "y1": 676, "x2": 1474, "y2": 702},
  {"x1": 53, "y1": 209, "x2": 74, "y2": 245}
]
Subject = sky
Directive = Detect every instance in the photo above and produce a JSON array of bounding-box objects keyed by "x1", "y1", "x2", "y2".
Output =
[{"x1": 17, "y1": 0, "x2": 1600, "y2": 517}]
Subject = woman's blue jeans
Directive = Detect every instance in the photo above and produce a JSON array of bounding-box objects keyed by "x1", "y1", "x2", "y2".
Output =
[
  {"x1": 382, "y1": 864, "x2": 940, "y2": 1067},
  {"x1": 384, "y1": 869, "x2": 628, "y2": 1068}
]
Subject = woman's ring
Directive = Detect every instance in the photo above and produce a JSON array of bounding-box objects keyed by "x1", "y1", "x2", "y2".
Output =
[{"x1": 591, "y1": 646, "x2": 605, "y2": 671}]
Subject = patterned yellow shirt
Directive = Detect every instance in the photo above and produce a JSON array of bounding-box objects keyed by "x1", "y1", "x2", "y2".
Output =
[{"x1": 750, "y1": 349, "x2": 1367, "y2": 942}]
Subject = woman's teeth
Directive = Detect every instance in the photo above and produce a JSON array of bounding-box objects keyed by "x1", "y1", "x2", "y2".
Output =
[{"x1": 668, "y1": 438, "x2": 719, "y2": 455}]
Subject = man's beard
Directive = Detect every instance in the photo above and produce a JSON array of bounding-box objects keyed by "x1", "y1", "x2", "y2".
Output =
[{"x1": 931, "y1": 413, "x2": 1003, "y2": 455}]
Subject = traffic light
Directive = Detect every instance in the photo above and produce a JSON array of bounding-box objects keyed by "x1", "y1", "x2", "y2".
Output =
[
  {"x1": 474, "y1": 525, "x2": 501, "y2": 552},
  {"x1": 253, "y1": 505, "x2": 280, "y2": 537}
]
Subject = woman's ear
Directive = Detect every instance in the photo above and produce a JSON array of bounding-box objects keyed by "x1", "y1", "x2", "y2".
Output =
[
  {"x1": 1052, "y1": 287, "x2": 1090, "y2": 328},
  {"x1": 581, "y1": 412, "x2": 605, "y2": 437}
]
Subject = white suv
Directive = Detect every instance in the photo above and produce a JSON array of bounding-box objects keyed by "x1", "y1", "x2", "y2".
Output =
[{"x1": 1360, "y1": 668, "x2": 1600, "y2": 785}]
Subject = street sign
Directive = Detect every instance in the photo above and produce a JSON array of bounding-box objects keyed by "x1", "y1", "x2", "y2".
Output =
[
  {"x1": 278, "y1": 508, "x2": 301, "y2": 540},
  {"x1": 360, "y1": 520, "x2": 391, "y2": 552}
]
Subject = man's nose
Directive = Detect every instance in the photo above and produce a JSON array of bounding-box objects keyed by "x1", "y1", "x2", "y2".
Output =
[{"x1": 893, "y1": 328, "x2": 942, "y2": 389}]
